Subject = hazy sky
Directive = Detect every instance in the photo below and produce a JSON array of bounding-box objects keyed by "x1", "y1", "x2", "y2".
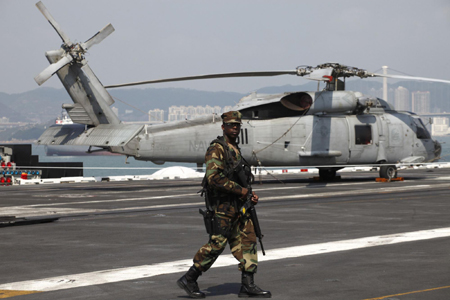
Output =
[{"x1": 1, "y1": 0, "x2": 449, "y2": 95}]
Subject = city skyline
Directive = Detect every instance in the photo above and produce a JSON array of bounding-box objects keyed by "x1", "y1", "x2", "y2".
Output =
[{"x1": 149, "y1": 105, "x2": 234, "y2": 122}]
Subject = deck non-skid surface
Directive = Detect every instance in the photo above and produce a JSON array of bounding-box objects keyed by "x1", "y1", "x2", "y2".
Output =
[{"x1": 1, "y1": 169, "x2": 450, "y2": 299}]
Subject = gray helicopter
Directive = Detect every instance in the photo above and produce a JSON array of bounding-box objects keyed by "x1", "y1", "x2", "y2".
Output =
[{"x1": 34, "y1": 1, "x2": 446, "y2": 180}]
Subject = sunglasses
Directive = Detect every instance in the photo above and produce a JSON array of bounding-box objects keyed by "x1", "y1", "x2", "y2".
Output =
[{"x1": 224, "y1": 123, "x2": 241, "y2": 128}]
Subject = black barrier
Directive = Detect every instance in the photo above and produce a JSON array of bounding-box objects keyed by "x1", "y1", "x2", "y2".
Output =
[{"x1": 0, "y1": 144, "x2": 83, "y2": 178}]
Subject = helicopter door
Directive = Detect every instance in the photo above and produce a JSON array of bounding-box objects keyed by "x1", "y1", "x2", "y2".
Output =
[
  {"x1": 348, "y1": 115, "x2": 379, "y2": 163},
  {"x1": 385, "y1": 114, "x2": 412, "y2": 161},
  {"x1": 387, "y1": 123, "x2": 404, "y2": 160}
]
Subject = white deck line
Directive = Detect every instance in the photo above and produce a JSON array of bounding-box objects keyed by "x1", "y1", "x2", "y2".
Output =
[
  {"x1": 0, "y1": 227, "x2": 449, "y2": 292},
  {"x1": 3, "y1": 182, "x2": 447, "y2": 217}
]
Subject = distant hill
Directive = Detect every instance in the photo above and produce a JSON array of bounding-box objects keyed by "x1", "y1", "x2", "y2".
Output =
[
  {"x1": 0, "y1": 87, "x2": 245, "y2": 123},
  {"x1": 0, "y1": 88, "x2": 69, "y2": 123},
  {"x1": 108, "y1": 88, "x2": 246, "y2": 121},
  {"x1": 0, "y1": 80, "x2": 449, "y2": 124},
  {"x1": 0, "y1": 122, "x2": 50, "y2": 142},
  {"x1": 0, "y1": 100, "x2": 28, "y2": 122}
]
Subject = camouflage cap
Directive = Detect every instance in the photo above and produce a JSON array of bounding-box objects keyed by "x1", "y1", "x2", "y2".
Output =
[{"x1": 221, "y1": 111, "x2": 242, "y2": 124}]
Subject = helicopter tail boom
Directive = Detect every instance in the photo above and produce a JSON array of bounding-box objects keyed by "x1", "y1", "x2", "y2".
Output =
[{"x1": 37, "y1": 123, "x2": 143, "y2": 148}]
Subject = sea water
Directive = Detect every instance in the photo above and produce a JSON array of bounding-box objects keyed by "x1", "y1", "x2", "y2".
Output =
[
  {"x1": 32, "y1": 145, "x2": 196, "y2": 177},
  {"x1": 32, "y1": 136, "x2": 450, "y2": 177}
]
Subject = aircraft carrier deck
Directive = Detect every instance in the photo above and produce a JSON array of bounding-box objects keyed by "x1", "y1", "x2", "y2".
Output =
[{"x1": 1, "y1": 168, "x2": 450, "y2": 299}]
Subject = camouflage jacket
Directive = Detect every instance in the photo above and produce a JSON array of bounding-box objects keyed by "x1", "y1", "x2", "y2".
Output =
[{"x1": 205, "y1": 136, "x2": 243, "y2": 199}]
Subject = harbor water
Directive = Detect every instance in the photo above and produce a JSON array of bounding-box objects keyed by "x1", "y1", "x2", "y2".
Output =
[{"x1": 32, "y1": 145, "x2": 197, "y2": 177}]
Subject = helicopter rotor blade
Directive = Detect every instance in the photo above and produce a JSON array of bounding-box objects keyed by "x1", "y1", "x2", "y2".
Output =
[
  {"x1": 34, "y1": 54, "x2": 73, "y2": 86},
  {"x1": 371, "y1": 73, "x2": 450, "y2": 84},
  {"x1": 81, "y1": 23, "x2": 115, "y2": 51},
  {"x1": 36, "y1": 1, "x2": 71, "y2": 45},
  {"x1": 104, "y1": 70, "x2": 298, "y2": 89}
]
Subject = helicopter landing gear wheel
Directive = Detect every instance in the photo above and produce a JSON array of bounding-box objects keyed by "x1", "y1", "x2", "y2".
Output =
[
  {"x1": 318, "y1": 169, "x2": 337, "y2": 181},
  {"x1": 379, "y1": 165, "x2": 397, "y2": 179}
]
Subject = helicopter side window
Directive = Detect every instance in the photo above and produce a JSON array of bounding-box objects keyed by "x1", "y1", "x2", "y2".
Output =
[
  {"x1": 355, "y1": 125, "x2": 372, "y2": 145},
  {"x1": 413, "y1": 118, "x2": 431, "y2": 139}
]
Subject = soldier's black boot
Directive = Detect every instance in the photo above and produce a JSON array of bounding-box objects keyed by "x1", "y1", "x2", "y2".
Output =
[
  {"x1": 177, "y1": 265, "x2": 206, "y2": 298},
  {"x1": 238, "y1": 271, "x2": 271, "y2": 298}
]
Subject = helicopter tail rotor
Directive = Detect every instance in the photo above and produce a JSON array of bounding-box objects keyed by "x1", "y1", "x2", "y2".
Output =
[
  {"x1": 34, "y1": 53, "x2": 73, "y2": 86},
  {"x1": 36, "y1": 1, "x2": 71, "y2": 46},
  {"x1": 81, "y1": 23, "x2": 115, "y2": 51},
  {"x1": 34, "y1": 1, "x2": 115, "y2": 86}
]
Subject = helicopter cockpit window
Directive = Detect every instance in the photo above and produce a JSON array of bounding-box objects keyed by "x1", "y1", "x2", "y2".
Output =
[
  {"x1": 413, "y1": 118, "x2": 431, "y2": 139},
  {"x1": 355, "y1": 125, "x2": 372, "y2": 145}
]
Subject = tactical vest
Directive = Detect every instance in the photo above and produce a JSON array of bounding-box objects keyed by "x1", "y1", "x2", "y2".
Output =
[
  {"x1": 199, "y1": 136, "x2": 253, "y2": 236},
  {"x1": 201, "y1": 136, "x2": 253, "y2": 206},
  {"x1": 202, "y1": 136, "x2": 240, "y2": 187}
]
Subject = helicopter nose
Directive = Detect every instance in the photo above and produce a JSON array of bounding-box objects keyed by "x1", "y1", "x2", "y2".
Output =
[{"x1": 434, "y1": 140, "x2": 442, "y2": 159}]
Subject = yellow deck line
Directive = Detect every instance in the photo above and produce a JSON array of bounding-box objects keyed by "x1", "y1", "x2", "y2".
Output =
[
  {"x1": 363, "y1": 284, "x2": 450, "y2": 300},
  {"x1": 0, "y1": 290, "x2": 41, "y2": 299}
]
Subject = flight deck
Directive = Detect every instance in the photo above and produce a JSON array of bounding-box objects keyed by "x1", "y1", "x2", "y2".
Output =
[{"x1": 1, "y1": 168, "x2": 450, "y2": 299}]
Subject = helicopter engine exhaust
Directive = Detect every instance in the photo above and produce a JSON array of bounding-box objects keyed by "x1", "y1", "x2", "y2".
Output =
[
  {"x1": 280, "y1": 93, "x2": 313, "y2": 111},
  {"x1": 279, "y1": 91, "x2": 370, "y2": 115}
]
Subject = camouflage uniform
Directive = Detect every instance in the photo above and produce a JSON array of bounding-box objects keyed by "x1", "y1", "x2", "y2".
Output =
[{"x1": 193, "y1": 136, "x2": 258, "y2": 273}]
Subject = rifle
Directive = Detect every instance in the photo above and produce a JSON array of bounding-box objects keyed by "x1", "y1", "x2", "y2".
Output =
[{"x1": 236, "y1": 163, "x2": 266, "y2": 256}]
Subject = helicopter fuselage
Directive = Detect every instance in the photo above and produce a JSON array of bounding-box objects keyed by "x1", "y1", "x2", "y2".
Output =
[{"x1": 117, "y1": 105, "x2": 439, "y2": 168}]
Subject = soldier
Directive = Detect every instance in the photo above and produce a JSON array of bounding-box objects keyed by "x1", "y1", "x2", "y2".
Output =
[{"x1": 177, "y1": 111, "x2": 271, "y2": 298}]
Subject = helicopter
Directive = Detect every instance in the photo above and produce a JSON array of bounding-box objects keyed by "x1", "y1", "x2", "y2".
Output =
[{"x1": 34, "y1": 1, "x2": 447, "y2": 180}]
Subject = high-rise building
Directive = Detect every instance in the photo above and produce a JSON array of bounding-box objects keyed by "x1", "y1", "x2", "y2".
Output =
[
  {"x1": 388, "y1": 88, "x2": 395, "y2": 106},
  {"x1": 195, "y1": 106, "x2": 206, "y2": 115},
  {"x1": 223, "y1": 106, "x2": 233, "y2": 113},
  {"x1": 213, "y1": 106, "x2": 222, "y2": 114},
  {"x1": 167, "y1": 105, "x2": 235, "y2": 122},
  {"x1": 411, "y1": 91, "x2": 431, "y2": 114},
  {"x1": 394, "y1": 86, "x2": 410, "y2": 111},
  {"x1": 168, "y1": 106, "x2": 186, "y2": 122},
  {"x1": 369, "y1": 87, "x2": 383, "y2": 99},
  {"x1": 431, "y1": 117, "x2": 449, "y2": 136},
  {"x1": 148, "y1": 109, "x2": 164, "y2": 123}
]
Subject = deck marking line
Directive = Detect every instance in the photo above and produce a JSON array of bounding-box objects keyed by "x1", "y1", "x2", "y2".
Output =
[
  {"x1": 0, "y1": 290, "x2": 41, "y2": 298},
  {"x1": 363, "y1": 284, "x2": 450, "y2": 299},
  {"x1": 262, "y1": 184, "x2": 431, "y2": 201},
  {"x1": 0, "y1": 227, "x2": 449, "y2": 293},
  {"x1": 1, "y1": 183, "x2": 444, "y2": 217}
]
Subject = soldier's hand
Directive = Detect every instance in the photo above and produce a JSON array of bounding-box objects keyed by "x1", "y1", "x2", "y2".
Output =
[
  {"x1": 251, "y1": 192, "x2": 259, "y2": 205},
  {"x1": 241, "y1": 187, "x2": 249, "y2": 199}
]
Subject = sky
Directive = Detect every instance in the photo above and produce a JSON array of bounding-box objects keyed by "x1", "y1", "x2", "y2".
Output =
[{"x1": 1, "y1": 0, "x2": 449, "y2": 95}]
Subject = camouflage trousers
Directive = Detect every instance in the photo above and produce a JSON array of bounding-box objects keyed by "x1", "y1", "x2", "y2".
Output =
[{"x1": 193, "y1": 201, "x2": 258, "y2": 273}]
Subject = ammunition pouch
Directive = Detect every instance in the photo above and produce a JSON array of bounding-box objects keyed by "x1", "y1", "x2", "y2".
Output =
[
  {"x1": 199, "y1": 208, "x2": 215, "y2": 235},
  {"x1": 199, "y1": 194, "x2": 237, "y2": 238}
]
